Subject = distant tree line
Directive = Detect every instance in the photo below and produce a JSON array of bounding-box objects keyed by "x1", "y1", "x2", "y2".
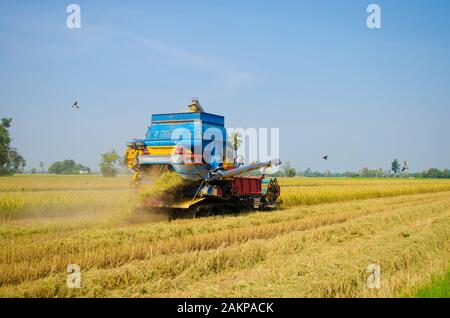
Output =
[
  {"x1": 410, "y1": 168, "x2": 450, "y2": 179},
  {"x1": 1, "y1": 118, "x2": 123, "y2": 177},
  {"x1": 3, "y1": 120, "x2": 448, "y2": 180},
  {"x1": 277, "y1": 161, "x2": 450, "y2": 179},
  {"x1": 276, "y1": 167, "x2": 450, "y2": 179},
  {"x1": 43, "y1": 150, "x2": 121, "y2": 177}
]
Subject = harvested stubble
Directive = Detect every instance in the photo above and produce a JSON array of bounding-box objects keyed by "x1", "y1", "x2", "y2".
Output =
[{"x1": 0, "y1": 176, "x2": 449, "y2": 297}]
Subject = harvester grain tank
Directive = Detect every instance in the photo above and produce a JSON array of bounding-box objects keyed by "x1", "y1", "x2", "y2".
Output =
[{"x1": 125, "y1": 99, "x2": 282, "y2": 216}]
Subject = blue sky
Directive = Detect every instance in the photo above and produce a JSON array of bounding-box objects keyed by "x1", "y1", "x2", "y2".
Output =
[{"x1": 1, "y1": 0, "x2": 449, "y2": 172}]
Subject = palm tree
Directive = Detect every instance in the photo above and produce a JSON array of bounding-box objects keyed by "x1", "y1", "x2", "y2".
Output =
[{"x1": 229, "y1": 132, "x2": 242, "y2": 162}]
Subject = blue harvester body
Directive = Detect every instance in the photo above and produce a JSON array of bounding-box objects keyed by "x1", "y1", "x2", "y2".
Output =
[{"x1": 125, "y1": 100, "x2": 281, "y2": 213}]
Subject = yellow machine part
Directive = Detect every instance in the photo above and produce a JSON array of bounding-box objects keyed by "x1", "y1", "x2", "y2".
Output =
[
  {"x1": 124, "y1": 146, "x2": 178, "y2": 170},
  {"x1": 223, "y1": 159, "x2": 235, "y2": 170},
  {"x1": 126, "y1": 145, "x2": 236, "y2": 170},
  {"x1": 132, "y1": 170, "x2": 141, "y2": 182},
  {"x1": 170, "y1": 197, "x2": 206, "y2": 209},
  {"x1": 147, "y1": 146, "x2": 175, "y2": 156},
  {"x1": 124, "y1": 148, "x2": 142, "y2": 169}
]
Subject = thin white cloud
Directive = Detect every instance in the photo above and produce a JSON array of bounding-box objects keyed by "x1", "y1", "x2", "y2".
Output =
[{"x1": 117, "y1": 31, "x2": 253, "y2": 97}]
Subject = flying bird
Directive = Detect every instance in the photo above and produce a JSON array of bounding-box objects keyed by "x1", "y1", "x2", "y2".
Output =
[
  {"x1": 72, "y1": 101, "x2": 79, "y2": 109},
  {"x1": 402, "y1": 161, "x2": 408, "y2": 172},
  {"x1": 322, "y1": 155, "x2": 328, "y2": 160}
]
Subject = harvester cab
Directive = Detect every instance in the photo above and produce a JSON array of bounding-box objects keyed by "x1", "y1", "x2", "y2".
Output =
[{"x1": 125, "y1": 99, "x2": 282, "y2": 216}]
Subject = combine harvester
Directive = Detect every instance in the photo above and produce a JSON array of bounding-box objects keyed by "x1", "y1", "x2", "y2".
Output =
[{"x1": 125, "y1": 98, "x2": 282, "y2": 217}]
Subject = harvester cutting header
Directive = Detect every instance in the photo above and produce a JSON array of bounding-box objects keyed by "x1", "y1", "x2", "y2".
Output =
[{"x1": 125, "y1": 98, "x2": 281, "y2": 215}]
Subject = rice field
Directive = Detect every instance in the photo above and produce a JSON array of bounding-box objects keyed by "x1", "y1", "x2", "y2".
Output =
[{"x1": 0, "y1": 175, "x2": 449, "y2": 297}]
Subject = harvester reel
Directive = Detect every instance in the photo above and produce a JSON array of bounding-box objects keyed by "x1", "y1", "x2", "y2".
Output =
[{"x1": 132, "y1": 165, "x2": 173, "y2": 187}]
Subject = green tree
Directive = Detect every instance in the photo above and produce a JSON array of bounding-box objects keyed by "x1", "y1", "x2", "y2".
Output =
[
  {"x1": 304, "y1": 167, "x2": 312, "y2": 177},
  {"x1": 376, "y1": 168, "x2": 385, "y2": 178},
  {"x1": 8, "y1": 148, "x2": 26, "y2": 173},
  {"x1": 0, "y1": 118, "x2": 11, "y2": 172},
  {"x1": 0, "y1": 118, "x2": 26, "y2": 175},
  {"x1": 361, "y1": 167, "x2": 370, "y2": 178},
  {"x1": 282, "y1": 161, "x2": 296, "y2": 177},
  {"x1": 48, "y1": 160, "x2": 90, "y2": 175},
  {"x1": 391, "y1": 159, "x2": 400, "y2": 175},
  {"x1": 344, "y1": 171, "x2": 360, "y2": 178},
  {"x1": 100, "y1": 150, "x2": 121, "y2": 177},
  {"x1": 424, "y1": 168, "x2": 442, "y2": 178}
]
